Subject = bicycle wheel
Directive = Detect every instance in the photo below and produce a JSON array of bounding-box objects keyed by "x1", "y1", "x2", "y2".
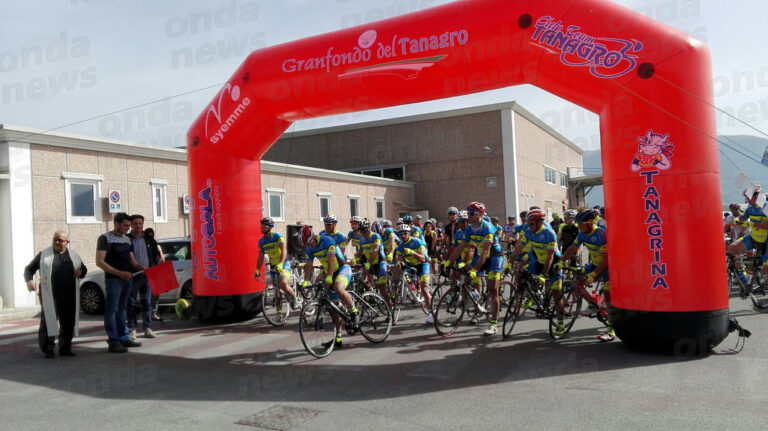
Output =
[
  {"x1": 549, "y1": 281, "x2": 582, "y2": 340},
  {"x1": 299, "y1": 301, "x2": 335, "y2": 358},
  {"x1": 502, "y1": 286, "x2": 523, "y2": 339},
  {"x1": 358, "y1": 292, "x2": 392, "y2": 343},
  {"x1": 261, "y1": 283, "x2": 289, "y2": 327},
  {"x1": 389, "y1": 280, "x2": 403, "y2": 324},
  {"x1": 430, "y1": 281, "x2": 449, "y2": 315},
  {"x1": 433, "y1": 286, "x2": 465, "y2": 337}
]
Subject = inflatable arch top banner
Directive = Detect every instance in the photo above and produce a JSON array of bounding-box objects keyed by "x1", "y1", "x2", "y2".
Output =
[{"x1": 187, "y1": 0, "x2": 728, "y2": 353}]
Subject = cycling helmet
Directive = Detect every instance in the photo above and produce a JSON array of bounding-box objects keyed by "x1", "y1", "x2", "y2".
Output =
[
  {"x1": 447, "y1": 206, "x2": 459, "y2": 215},
  {"x1": 358, "y1": 218, "x2": 371, "y2": 230},
  {"x1": 729, "y1": 203, "x2": 740, "y2": 211},
  {"x1": 382, "y1": 219, "x2": 392, "y2": 227},
  {"x1": 350, "y1": 216, "x2": 362, "y2": 223},
  {"x1": 526, "y1": 209, "x2": 546, "y2": 222},
  {"x1": 397, "y1": 224, "x2": 411, "y2": 233},
  {"x1": 323, "y1": 214, "x2": 338, "y2": 224},
  {"x1": 371, "y1": 220, "x2": 383, "y2": 234},
  {"x1": 466, "y1": 201, "x2": 486, "y2": 214},
  {"x1": 423, "y1": 219, "x2": 433, "y2": 226},
  {"x1": 260, "y1": 217, "x2": 275, "y2": 227},
  {"x1": 296, "y1": 225, "x2": 314, "y2": 247},
  {"x1": 564, "y1": 209, "x2": 578, "y2": 218},
  {"x1": 575, "y1": 209, "x2": 597, "y2": 223},
  {"x1": 429, "y1": 218, "x2": 437, "y2": 225},
  {"x1": 457, "y1": 210, "x2": 469, "y2": 222},
  {"x1": 397, "y1": 217, "x2": 403, "y2": 225},
  {"x1": 402, "y1": 215, "x2": 413, "y2": 223},
  {"x1": 490, "y1": 216, "x2": 500, "y2": 222}
]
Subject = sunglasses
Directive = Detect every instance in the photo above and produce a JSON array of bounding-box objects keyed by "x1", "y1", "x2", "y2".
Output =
[
  {"x1": 53, "y1": 238, "x2": 69, "y2": 243},
  {"x1": 398, "y1": 232, "x2": 409, "y2": 236}
]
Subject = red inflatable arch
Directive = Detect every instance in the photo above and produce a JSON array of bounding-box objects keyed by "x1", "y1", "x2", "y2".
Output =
[{"x1": 187, "y1": 0, "x2": 728, "y2": 353}]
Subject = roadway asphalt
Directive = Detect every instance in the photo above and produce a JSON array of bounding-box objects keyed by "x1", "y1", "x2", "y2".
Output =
[{"x1": 1, "y1": 296, "x2": 766, "y2": 431}]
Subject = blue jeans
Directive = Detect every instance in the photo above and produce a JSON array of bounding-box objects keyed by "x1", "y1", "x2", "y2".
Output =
[
  {"x1": 127, "y1": 275, "x2": 152, "y2": 331},
  {"x1": 104, "y1": 277, "x2": 132, "y2": 345}
]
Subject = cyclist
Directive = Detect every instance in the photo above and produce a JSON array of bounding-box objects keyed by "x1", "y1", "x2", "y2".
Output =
[
  {"x1": 423, "y1": 219, "x2": 438, "y2": 274},
  {"x1": 490, "y1": 216, "x2": 503, "y2": 239},
  {"x1": 558, "y1": 209, "x2": 580, "y2": 255},
  {"x1": 379, "y1": 219, "x2": 400, "y2": 262},
  {"x1": 348, "y1": 215, "x2": 363, "y2": 259},
  {"x1": 509, "y1": 209, "x2": 563, "y2": 332},
  {"x1": 727, "y1": 187, "x2": 768, "y2": 284},
  {"x1": 503, "y1": 216, "x2": 517, "y2": 251},
  {"x1": 443, "y1": 207, "x2": 460, "y2": 253},
  {"x1": 724, "y1": 203, "x2": 747, "y2": 242},
  {"x1": 394, "y1": 224, "x2": 434, "y2": 325},
  {"x1": 597, "y1": 207, "x2": 606, "y2": 229},
  {"x1": 550, "y1": 213, "x2": 563, "y2": 231},
  {"x1": 449, "y1": 202, "x2": 503, "y2": 335},
  {"x1": 561, "y1": 209, "x2": 613, "y2": 341},
  {"x1": 254, "y1": 217, "x2": 303, "y2": 310},
  {"x1": 320, "y1": 214, "x2": 348, "y2": 256},
  {"x1": 297, "y1": 225, "x2": 358, "y2": 349},
  {"x1": 357, "y1": 219, "x2": 390, "y2": 307},
  {"x1": 402, "y1": 215, "x2": 423, "y2": 240}
]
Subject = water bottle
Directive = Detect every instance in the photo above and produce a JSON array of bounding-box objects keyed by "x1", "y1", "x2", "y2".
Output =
[{"x1": 470, "y1": 288, "x2": 482, "y2": 301}]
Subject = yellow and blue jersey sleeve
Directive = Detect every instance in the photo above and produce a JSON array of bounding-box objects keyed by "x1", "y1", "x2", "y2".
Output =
[
  {"x1": 745, "y1": 205, "x2": 768, "y2": 242},
  {"x1": 575, "y1": 226, "x2": 607, "y2": 266}
]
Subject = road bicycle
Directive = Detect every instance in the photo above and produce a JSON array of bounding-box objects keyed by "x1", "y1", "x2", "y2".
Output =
[
  {"x1": 726, "y1": 252, "x2": 768, "y2": 309},
  {"x1": 501, "y1": 266, "x2": 559, "y2": 339},
  {"x1": 389, "y1": 265, "x2": 428, "y2": 324},
  {"x1": 299, "y1": 280, "x2": 392, "y2": 358},
  {"x1": 548, "y1": 266, "x2": 610, "y2": 340},
  {"x1": 432, "y1": 268, "x2": 497, "y2": 337}
]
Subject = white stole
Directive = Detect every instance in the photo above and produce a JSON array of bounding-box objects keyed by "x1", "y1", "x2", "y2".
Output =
[{"x1": 39, "y1": 247, "x2": 82, "y2": 337}]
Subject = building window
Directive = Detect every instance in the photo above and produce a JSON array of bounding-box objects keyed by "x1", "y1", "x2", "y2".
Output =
[
  {"x1": 318, "y1": 192, "x2": 332, "y2": 219},
  {"x1": 560, "y1": 172, "x2": 568, "y2": 188},
  {"x1": 544, "y1": 166, "x2": 557, "y2": 184},
  {"x1": 152, "y1": 183, "x2": 167, "y2": 223},
  {"x1": 375, "y1": 197, "x2": 385, "y2": 219},
  {"x1": 344, "y1": 164, "x2": 406, "y2": 181},
  {"x1": 65, "y1": 179, "x2": 101, "y2": 224},
  {"x1": 266, "y1": 188, "x2": 285, "y2": 221},
  {"x1": 348, "y1": 195, "x2": 360, "y2": 218}
]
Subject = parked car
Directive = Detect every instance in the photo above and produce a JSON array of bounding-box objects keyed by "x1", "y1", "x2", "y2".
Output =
[{"x1": 79, "y1": 237, "x2": 193, "y2": 315}]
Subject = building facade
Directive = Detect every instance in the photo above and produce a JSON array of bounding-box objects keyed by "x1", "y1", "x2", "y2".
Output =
[
  {"x1": 0, "y1": 126, "x2": 413, "y2": 309},
  {"x1": 265, "y1": 102, "x2": 584, "y2": 221}
]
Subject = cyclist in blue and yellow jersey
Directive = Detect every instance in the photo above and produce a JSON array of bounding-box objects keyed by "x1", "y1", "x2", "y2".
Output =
[
  {"x1": 297, "y1": 225, "x2": 358, "y2": 348},
  {"x1": 320, "y1": 214, "x2": 348, "y2": 256},
  {"x1": 254, "y1": 217, "x2": 302, "y2": 310},
  {"x1": 442, "y1": 210, "x2": 473, "y2": 271},
  {"x1": 357, "y1": 219, "x2": 391, "y2": 307},
  {"x1": 402, "y1": 215, "x2": 423, "y2": 240},
  {"x1": 449, "y1": 202, "x2": 504, "y2": 335},
  {"x1": 529, "y1": 206, "x2": 556, "y2": 232},
  {"x1": 728, "y1": 186, "x2": 768, "y2": 283},
  {"x1": 491, "y1": 216, "x2": 503, "y2": 239},
  {"x1": 562, "y1": 209, "x2": 613, "y2": 341},
  {"x1": 348, "y1": 216, "x2": 363, "y2": 259},
  {"x1": 510, "y1": 209, "x2": 564, "y2": 330},
  {"x1": 378, "y1": 219, "x2": 400, "y2": 262},
  {"x1": 394, "y1": 224, "x2": 434, "y2": 325}
]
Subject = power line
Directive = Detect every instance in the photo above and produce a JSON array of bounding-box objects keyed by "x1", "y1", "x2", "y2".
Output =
[{"x1": 9, "y1": 82, "x2": 226, "y2": 143}]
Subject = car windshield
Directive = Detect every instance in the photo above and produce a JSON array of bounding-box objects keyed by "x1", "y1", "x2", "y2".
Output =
[{"x1": 160, "y1": 242, "x2": 190, "y2": 261}]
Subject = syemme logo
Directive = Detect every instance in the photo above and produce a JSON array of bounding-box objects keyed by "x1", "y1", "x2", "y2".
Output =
[
  {"x1": 198, "y1": 180, "x2": 219, "y2": 281},
  {"x1": 531, "y1": 16, "x2": 643, "y2": 79},
  {"x1": 204, "y1": 83, "x2": 251, "y2": 144}
]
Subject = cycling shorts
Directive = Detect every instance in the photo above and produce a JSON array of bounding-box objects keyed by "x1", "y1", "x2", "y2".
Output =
[
  {"x1": 405, "y1": 262, "x2": 430, "y2": 283},
  {"x1": 331, "y1": 264, "x2": 352, "y2": 290},
  {"x1": 585, "y1": 263, "x2": 609, "y2": 282},
  {"x1": 739, "y1": 235, "x2": 768, "y2": 264},
  {"x1": 367, "y1": 261, "x2": 387, "y2": 278},
  {"x1": 270, "y1": 260, "x2": 291, "y2": 278},
  {"x1": 470, "y1": 254, "x2": 503, "y2": 279},
  {"x1": 528, "y1": 255, "x2": 563, "y2": 282}
]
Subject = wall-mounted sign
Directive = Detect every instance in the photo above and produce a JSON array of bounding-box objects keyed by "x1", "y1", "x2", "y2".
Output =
[
  {"x1": 108, "y1": 190, "x2": 122, "y2": 213},
  {"x1": 183, "y1": 193, "x2": 191, "y2": 214}
]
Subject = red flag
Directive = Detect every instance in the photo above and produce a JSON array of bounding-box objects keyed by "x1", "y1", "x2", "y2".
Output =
[{"x1": 144, "y1": 261, "x2": 179, "y2": 296}]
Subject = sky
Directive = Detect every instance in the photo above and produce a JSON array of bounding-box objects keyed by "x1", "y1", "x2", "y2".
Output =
[{"x1": 1, "y1": 0, "x2": 767, "y2": 165}]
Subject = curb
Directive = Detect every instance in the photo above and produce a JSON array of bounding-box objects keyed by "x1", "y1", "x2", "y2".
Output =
[{"x1": 0, "y1": 306, "x2": 41, "y2": 322}]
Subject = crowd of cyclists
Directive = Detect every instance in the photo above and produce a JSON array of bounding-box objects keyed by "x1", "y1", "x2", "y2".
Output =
[{"x1": 253, "y1": 199, "x2": 614, "y2": 349}]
